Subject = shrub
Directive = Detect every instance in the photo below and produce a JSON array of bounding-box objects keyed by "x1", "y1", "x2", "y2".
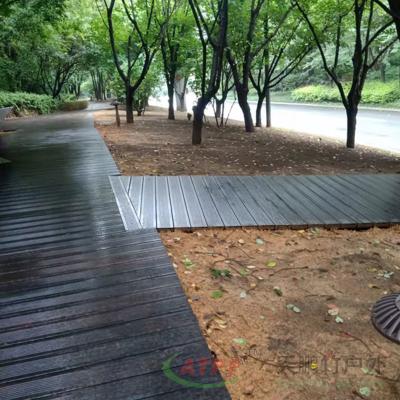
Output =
[
  {"x1": 58, "y1": 100, "x2": 89, "y2": 111},
  {"x1": 291, "y1": 85, "x2": 343, "y2": 103},
  {"x1": 0, "y1": 91, "x2": 56, "y2": 114},
  {"x1": 361, "y1": 81, "x2": 400, "y2": 104},
  {"x1": 292, "y1": 81, "x2": 400, "y2": 105}
]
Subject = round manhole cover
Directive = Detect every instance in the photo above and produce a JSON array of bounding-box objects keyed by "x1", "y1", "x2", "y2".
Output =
[{"x1": 372, "y1": 293, "x2": 400, "y2": 344}]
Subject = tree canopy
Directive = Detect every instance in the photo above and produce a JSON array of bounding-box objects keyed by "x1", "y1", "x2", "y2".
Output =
[{"x1": 0, "y1": 0, "x2": 398, "y2": 147}]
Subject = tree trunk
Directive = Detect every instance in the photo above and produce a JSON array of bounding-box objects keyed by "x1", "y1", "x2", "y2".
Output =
[
  {"x1": 255, "y1": 96, "x2": 264, "y2": 127},
  {"x1": 389, "y1": 0, "x2": 400, "y2": 41},
  {"x1": 192, "y1": 100, "x2": 207, "y2": 145},
  {"x1": 345, "y1": 106, "x2": 357, "y2": 149},
  {"x1": 237, "y1": 88, "x2": 254, "y2": 132},
  {"x1": 380, "y1": 63, "x2": 386, "y2": 82},
  {"x1": 175, "y1": 76, "x2": 187, "y2": 112},
  {"x1": 167, "y1": 84, "x2": 175, "y2": 120},
  {"x1": 265, "y1": 86, "x2": 271, "y2": 128},
  {"x1": 177, "y1": 93, "x2": 187, "y2": 112},
  {"x1": 126, "y1": 87, "x2": 134, "y2": 124},
  {"x1": 215, "y1": 100, "x2": 222, "y2": 118}
]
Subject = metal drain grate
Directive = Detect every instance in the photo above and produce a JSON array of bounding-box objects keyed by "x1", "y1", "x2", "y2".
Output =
[{"x1": 372, "y1": 293, "x2": 400, "y2": 344}]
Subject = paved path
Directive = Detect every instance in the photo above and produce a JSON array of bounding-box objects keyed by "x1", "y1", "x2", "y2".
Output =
[
  {"x1": 150, "y1": 96, "x2": 400, "y2": 153},
  {"x1": 110, "y1": 175, "x2": 400, "y2": 230},
  {"x1": 0, "y1": 110, "x2": 230, "y2": 400}
]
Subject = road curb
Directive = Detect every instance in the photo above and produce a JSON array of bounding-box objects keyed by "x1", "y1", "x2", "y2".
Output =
[{"x1": 265, "y1": 101, "x2": 400, "y2": 113}]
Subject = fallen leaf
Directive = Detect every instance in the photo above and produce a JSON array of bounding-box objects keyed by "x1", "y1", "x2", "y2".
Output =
[
  {"x1": 233, "y1": 338, "x2": 247, "y2": 346},
  {"x1": 211, "y1": 290, "x2": 223, "y2": 299},
  {"x1": 368, "y1": 283, "x2": 380, "y2": 289},
  {"x1": 287, "y1": 304, "x2": 301, "y2": 313},
  {"x1": 335, "y1": 316, "x2": 344, "y2": 324},
  {"x1": 327, "y1": 304, "x2": 339, "y2": 316},
  {"x1": 273, "y1": 287, "x2": 283, "y2": 296},
  {"x1": 266, "y1": 260, "x2": 277, "y2": 268},
  {"x1": 359, "y1": 386, "x2": 371, "y2": 397},
  {"x1": 183, "y1": 257, "x2": 195, "y2": 269},
  {"x1": 361, "y1": 367, "x2": 372, "y2": 375},
  {"x1": 383, "y1": 271, "x2": 394, "y2": 279}
]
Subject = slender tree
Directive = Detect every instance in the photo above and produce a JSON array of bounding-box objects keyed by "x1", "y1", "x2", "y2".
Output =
[
  {"x1": 226, "y1": 0, "x2": 270, "y2": 132},
  {"x1": 101, "y1": 0, "x2": 163, "y2": 123},
  {"x1": 212, "y1": 61, "x2": 233, "y2": 126},
  {"x1": 294, "y1": 0, "x2": 396, "y2": 148},
  {"x1": 250, "y1": 5, "x2": 311, "y2": 127},
  {"x1": 189, "y1": 0, "x2": 228, "y2": 145},
  {"x1": 159, "y1": 1, "x2": 192, "y2": 120}
]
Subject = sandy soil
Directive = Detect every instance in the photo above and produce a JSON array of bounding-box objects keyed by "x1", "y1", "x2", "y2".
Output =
[
  {"x1": 161, "y1": 227, "x2": 400, "y2": 400},
  {"x1": 94, "y1": 108, "x2": 399, "y2": 176}
]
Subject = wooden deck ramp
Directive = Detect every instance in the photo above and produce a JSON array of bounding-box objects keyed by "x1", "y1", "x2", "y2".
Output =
[
  {"x1": 0, "y1": 111, "x2": 230, "y2": 400},
  {"x1": 110, "y1": 174, "x2": 400, "y2": 230}
]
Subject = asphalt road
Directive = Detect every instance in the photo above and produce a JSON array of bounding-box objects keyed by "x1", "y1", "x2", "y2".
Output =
[
  {"x1": 151, "y1": 95, "x2": 400, "y2": 154},
  {"x1": 224, "y1": 101, "x2": 400, "y2": 154}
]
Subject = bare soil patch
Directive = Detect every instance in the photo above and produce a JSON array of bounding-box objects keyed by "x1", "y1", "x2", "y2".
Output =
[
  {"x1": 161, "y1": 227, "x2": 400, "y2": 400},
  {"x1": 95, "y1": 108, "x2": 399, "y2": 176}
]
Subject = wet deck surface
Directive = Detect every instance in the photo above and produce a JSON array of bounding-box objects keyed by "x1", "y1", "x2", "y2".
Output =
[
  {"x1": 0, "y1": 111, "x2": 230, "y2": 400},
  {"x1": 110, "y1": 174, "x2": 400, "y2": 230}
]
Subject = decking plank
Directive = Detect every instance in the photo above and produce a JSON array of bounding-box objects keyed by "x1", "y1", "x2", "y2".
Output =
[
  {"x1": 128, "y1": 176, "x2": 144, "y2": 220},
  {"x1": 167, "y1": 176, "x2": 191, "y2": 229},
  {"x1": 213, "y1": 176, "x2": 257, "y2": 226},
  {"x1": 341, "y1": 175, "x2": 400, "y2": 213},
  {"x1": 119, "y1": 174, "x2": 400, "y2": 229},
  {"x1": 328, "y1": 175, "x2": 394, "y2": 223},
  {"x1": 284, "y1": 176, "x2": 350, "y2": 225},
  {"x1": 201, "y1": 176, "x2": 240, "y2": 226},
  {"x1": 141, "y1": 176, "x2": 157, "y2": 228},
  {"x1": 190, "y1": 176, "x2": 224, "y2": 227},
  {"x1": 179, "y1": 176, "x2": 207, "y2": 228},
  {"x1": 301, "y1": 176, "x2": 364, "y2": 224},
  {"x1": 264, "y1": 176, "x2": 322, "y2": 225},
  {"x1": 155, "y1": 176, "x2": 174, "y2": 229},
  {"x1": 109, "y1": 176, "x2": 141, "y2": 230},
  {"x1": 236, "y1": 176, "x2": 288, "y2": 226},
  {"x1": 306, "y1": 175, "x2": 372, "y2": 224},
  {"x1": 228, "y1": 176, "x2": 274, "y2": 226}
]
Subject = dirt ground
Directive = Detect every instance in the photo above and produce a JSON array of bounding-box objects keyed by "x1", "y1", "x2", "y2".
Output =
[
  {"x1": 95, "y1": 107, "x2": 400, "y2": 399},
  {"x1": 161, "y1": 227, "x2": 400, "y2": 400},
  {"x1": 94, "y1": 108, "x2": 400, "y2": 176}
]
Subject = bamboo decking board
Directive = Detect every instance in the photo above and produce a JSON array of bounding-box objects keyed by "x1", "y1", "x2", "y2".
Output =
[
  {"x1": 0, "y1": 111, "x2": 231, "y2": 400},
  {"x1": 110, "y1": 174, "x2": 400, "y2": 230}
]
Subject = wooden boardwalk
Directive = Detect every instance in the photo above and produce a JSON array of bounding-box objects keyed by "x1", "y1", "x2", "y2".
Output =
[
  {"x1": 0, "y1": 111, "x2": 230, "y2": 400},
  {"x1": 110, "y1": 174, "x2": 400, "y2": 230}
]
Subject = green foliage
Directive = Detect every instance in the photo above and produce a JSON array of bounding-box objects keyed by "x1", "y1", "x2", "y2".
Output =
[
  {"x1": 361, "y1": 81, "x2": 400, "y2": 104},
  {"x1": 292, "y1": 85, "x2": 343, "y2": 102},
  {"x1": 292, "y1": 81, "x2": 400, "y2": 104},
  {"x1": 210, "y1": 268, "x2": 232, "y2": 279},
  {"x1": 0, "y1": 91, "x2": 56, "y2": 114}
]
